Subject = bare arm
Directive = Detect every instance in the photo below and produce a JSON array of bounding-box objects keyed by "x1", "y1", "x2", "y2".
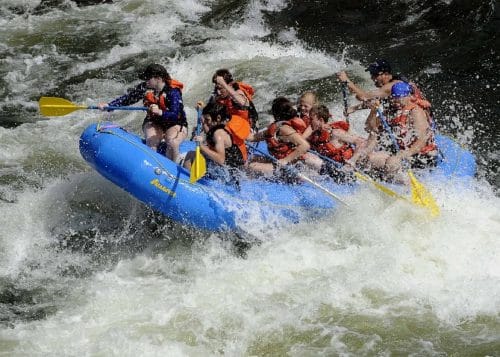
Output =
[
  {"x1": 331, "y1": 128, "x2": 366, "y2": 147},
  {"x1": 337, "y1": 71, "x2": 372, "y2": 101},
  {"x1": 200, "y1": 129, "x2": 228, "y2": 165},
  {"x1": 247, "y1": 128, "x2": 267, "y2": 142},
  {"x1": 278, "y1": 125, "x2": 310, "y2": 165},
  {"x1": 302, "y1": 125, "x2": 313, "y2": 140},
  {"x1": 397, "y1": 108, "x2": 431, "y2": 159},
  {"x1": 348, "y1": 108, "x2": 380, "y2": 164},
  {"x1": 216, "y1": 76, "x2": 248, "y2": 107},
  {"x1": 347, "y1": 83, "x2": 391, "y2": 102},
  {"x1": 337, "y1": 71, "x2": 393, "y2": 102}
]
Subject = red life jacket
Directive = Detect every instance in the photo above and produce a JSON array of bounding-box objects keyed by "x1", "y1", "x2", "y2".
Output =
[
  {"x1": 407, "y1": 82, "x2": 437, "y2": 132},
  {"x1": 388, "y1": 102, "x2": 437, "y2": 155},
  {"x1": 216, "y1": 81, "x2": 255, "y2": 124},
  {"x1": 300, "y1": 114, "x2": 311, "y2": 128},
  {"x1": 265, "y1": 118, "x2": 307, "y2": 159},
  {"x1": 409, "y1": 82, "x2": 431, "y2": 109},
  {"x1": 308, "y1": 121, "x2": 353, "y2": 163}
]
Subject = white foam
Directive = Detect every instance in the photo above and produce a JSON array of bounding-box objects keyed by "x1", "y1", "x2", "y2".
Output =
[
  {"x1": 0, "y1": 0, "x2": 499, "y2": 354},
  {"x1": 1, "y1": 178, "x2": 499, "y2": 354}
]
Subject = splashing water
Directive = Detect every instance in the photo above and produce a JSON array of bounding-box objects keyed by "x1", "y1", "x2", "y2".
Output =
[{"x1": 0, "y1": 0, "x2": 499, "y2": 355}]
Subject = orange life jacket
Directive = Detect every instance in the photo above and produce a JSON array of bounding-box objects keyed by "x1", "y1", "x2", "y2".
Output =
[
  {"x1": 224, "y1": 115, "x2": 251, "y2": 162},
  {"x1": 308, "y1": 121, "x2": 353, "y2": 163},
  {"x1": 265, "y1": 117, "x2": 308, "y2": 160},
  {"x1": 216, "y1": 81, "x2": 255, "y2": 124},
  {"x1": 206, "y1": 124, "x2": 246, "y2": 167},
  {"x1": 388, "y1": 102, "x2": 437, "y2": 155},
  {"x1": 143, "y1": 79, "x2": 185, "y2": 118},
  {"x1": 235, "y1": 81, "x2": 254, "y2": 101}
]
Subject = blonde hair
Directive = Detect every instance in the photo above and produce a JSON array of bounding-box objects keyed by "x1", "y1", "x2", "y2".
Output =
[{"x1": 298, "y1": 91, "x2": 319, "y2": 106}]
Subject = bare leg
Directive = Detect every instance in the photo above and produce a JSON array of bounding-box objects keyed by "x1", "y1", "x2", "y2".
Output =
[
  {"x1": 164, "y1": 125, "x2": 188, "y2": 163},
  {"x1": 183, "y1": 151, "x2": 196, "y2": 170},
  {"x1": 143, "y1": 122, "x2": 163, "y2": 151},
  {"x1": 302, "y1": 152, "x2": 324, "y2": 171},
  {"x1": 367, "y1": 151, "x2": 410, "y2": 183},
  {"x1": 366, "y1": 151, "x2": 391, "y2": 169},
  {"x1": 247, "y1": 161, "x2": 274, "y2": 177}
]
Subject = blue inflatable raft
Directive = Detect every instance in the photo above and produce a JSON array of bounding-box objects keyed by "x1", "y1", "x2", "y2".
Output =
[{"x1": 79, "y1": 123, "x2": 476, "y2": 232}]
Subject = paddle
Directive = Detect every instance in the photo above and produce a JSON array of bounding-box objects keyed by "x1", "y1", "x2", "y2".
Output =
[
  {"x1": 376, "y1": 108, "x2": 440, "y2": 216},
  {"x1": 189, "y1": 107, "x2": 207, "y2": 183},
  {"x1": 248, "y1": 145, "x2": 349, "y2": 207},
  {"x1": 308, "y1": 149, "x2": 408, "y2": 201},
  {"x1": 341, "y1": 81, "x2": 349, "y2": 122},
  {"x1": 39, "y1": 96, "x2": 147, "y2": 116}
]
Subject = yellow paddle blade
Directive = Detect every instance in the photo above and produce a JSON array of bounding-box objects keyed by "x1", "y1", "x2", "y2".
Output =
[
  {"x1": 190, "y1": 146, "x2": 206, "y2": 183},
  {"x1": 354, "y1": 172, "x2": 407, "y2": 201},
  {"x1": 408, "y1": 170, "x2": 440, "y2": 217},
  {"x1": 39, "y1": 97, "x2": 87, "y2": 116}
]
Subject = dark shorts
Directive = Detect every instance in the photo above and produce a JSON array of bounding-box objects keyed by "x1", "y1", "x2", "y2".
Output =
[{"x1": 142, "y1": 117, "x2": 188, "y2": 132}]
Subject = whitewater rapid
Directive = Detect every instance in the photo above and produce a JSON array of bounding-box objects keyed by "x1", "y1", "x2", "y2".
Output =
[{"x1": 0, "y1": 0, "x2": 499, "y2": 355}]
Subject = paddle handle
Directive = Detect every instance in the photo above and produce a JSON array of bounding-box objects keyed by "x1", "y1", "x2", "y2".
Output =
[
  {"x1": 377, "y1": 109, "x2": 440, "y2": 214},
  {"x1": 248, "y1": 145, "x2": 349, "y2": 207},
  {"x1": 341, "y1": 81, "x2": 349, "y2": 122},
  {"x1": 87, "y1": 105, "x2": 147, "y2": 111},
  {"x1": 377, "y1": 108, "x2": 400, "y2": 151},
  {"x1": 195, "y1": 108, "x2": 203, "y2": 136},
  {"x1": 308, "y1": 148, "x2": 408, "y2": 201},
  {"x1": 308, "y1": 150, "x2": 342, "y2": 170}
]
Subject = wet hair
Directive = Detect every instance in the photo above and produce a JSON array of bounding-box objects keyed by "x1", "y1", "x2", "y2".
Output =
[
  {"x1": 271, "y1": 97, "x2": 298, "y2": 121},
  {"x1": 202, "y1": 102, "x2": 230, "y2": 124},
  {"x1": 310, "y1": 105, "x2": 331, "y2": 123},
  {"x1": 365, "y1": 59, "x2": 392, "y2": 75},
  {"x1": 139, "y1": 63, "x2": 170, "y2": 81},
  {"x1": 212, "y1": 69, "x2": 233, "y2": 84}
]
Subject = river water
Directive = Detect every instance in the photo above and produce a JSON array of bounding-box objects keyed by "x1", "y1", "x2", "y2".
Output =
[{"x1": 1, "y1": 0, "x2": 499, "y2": 355}]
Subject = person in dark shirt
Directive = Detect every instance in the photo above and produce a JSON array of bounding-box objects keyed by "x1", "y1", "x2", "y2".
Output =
[{"x1": 99, "y1": 63, "x2": 188, "y2": 163}]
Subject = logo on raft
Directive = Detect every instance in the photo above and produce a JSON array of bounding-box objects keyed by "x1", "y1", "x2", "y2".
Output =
[{"x1": 150, "y1": 178, "x2": 176, "y2": 197}]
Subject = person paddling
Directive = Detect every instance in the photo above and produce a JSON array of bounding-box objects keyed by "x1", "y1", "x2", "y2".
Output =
[
  {"x1": 209, "y1": 68, "x2": 258, "y2": 132},
  {"x1": 337, "y1": 59, "x2": 401, "y2": 113},
  {"x1": 247, "y1": 97, "x2": 310, "y2": 182},
  {"x1": 348, "y1": 82, "x2": 438, "y2": 182},
  {"x1": 183, "y1": 102, "x2": 246, "y2": 182},
  {"x1": 98, "y1": 63, "x2": 188, "y2": 163},
  {"x1": 337, "y1": 59, "x2": 432, "y2": 117},
  {"x1": 306, "y1": 105, "x2": 365, "y2": 180}
]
